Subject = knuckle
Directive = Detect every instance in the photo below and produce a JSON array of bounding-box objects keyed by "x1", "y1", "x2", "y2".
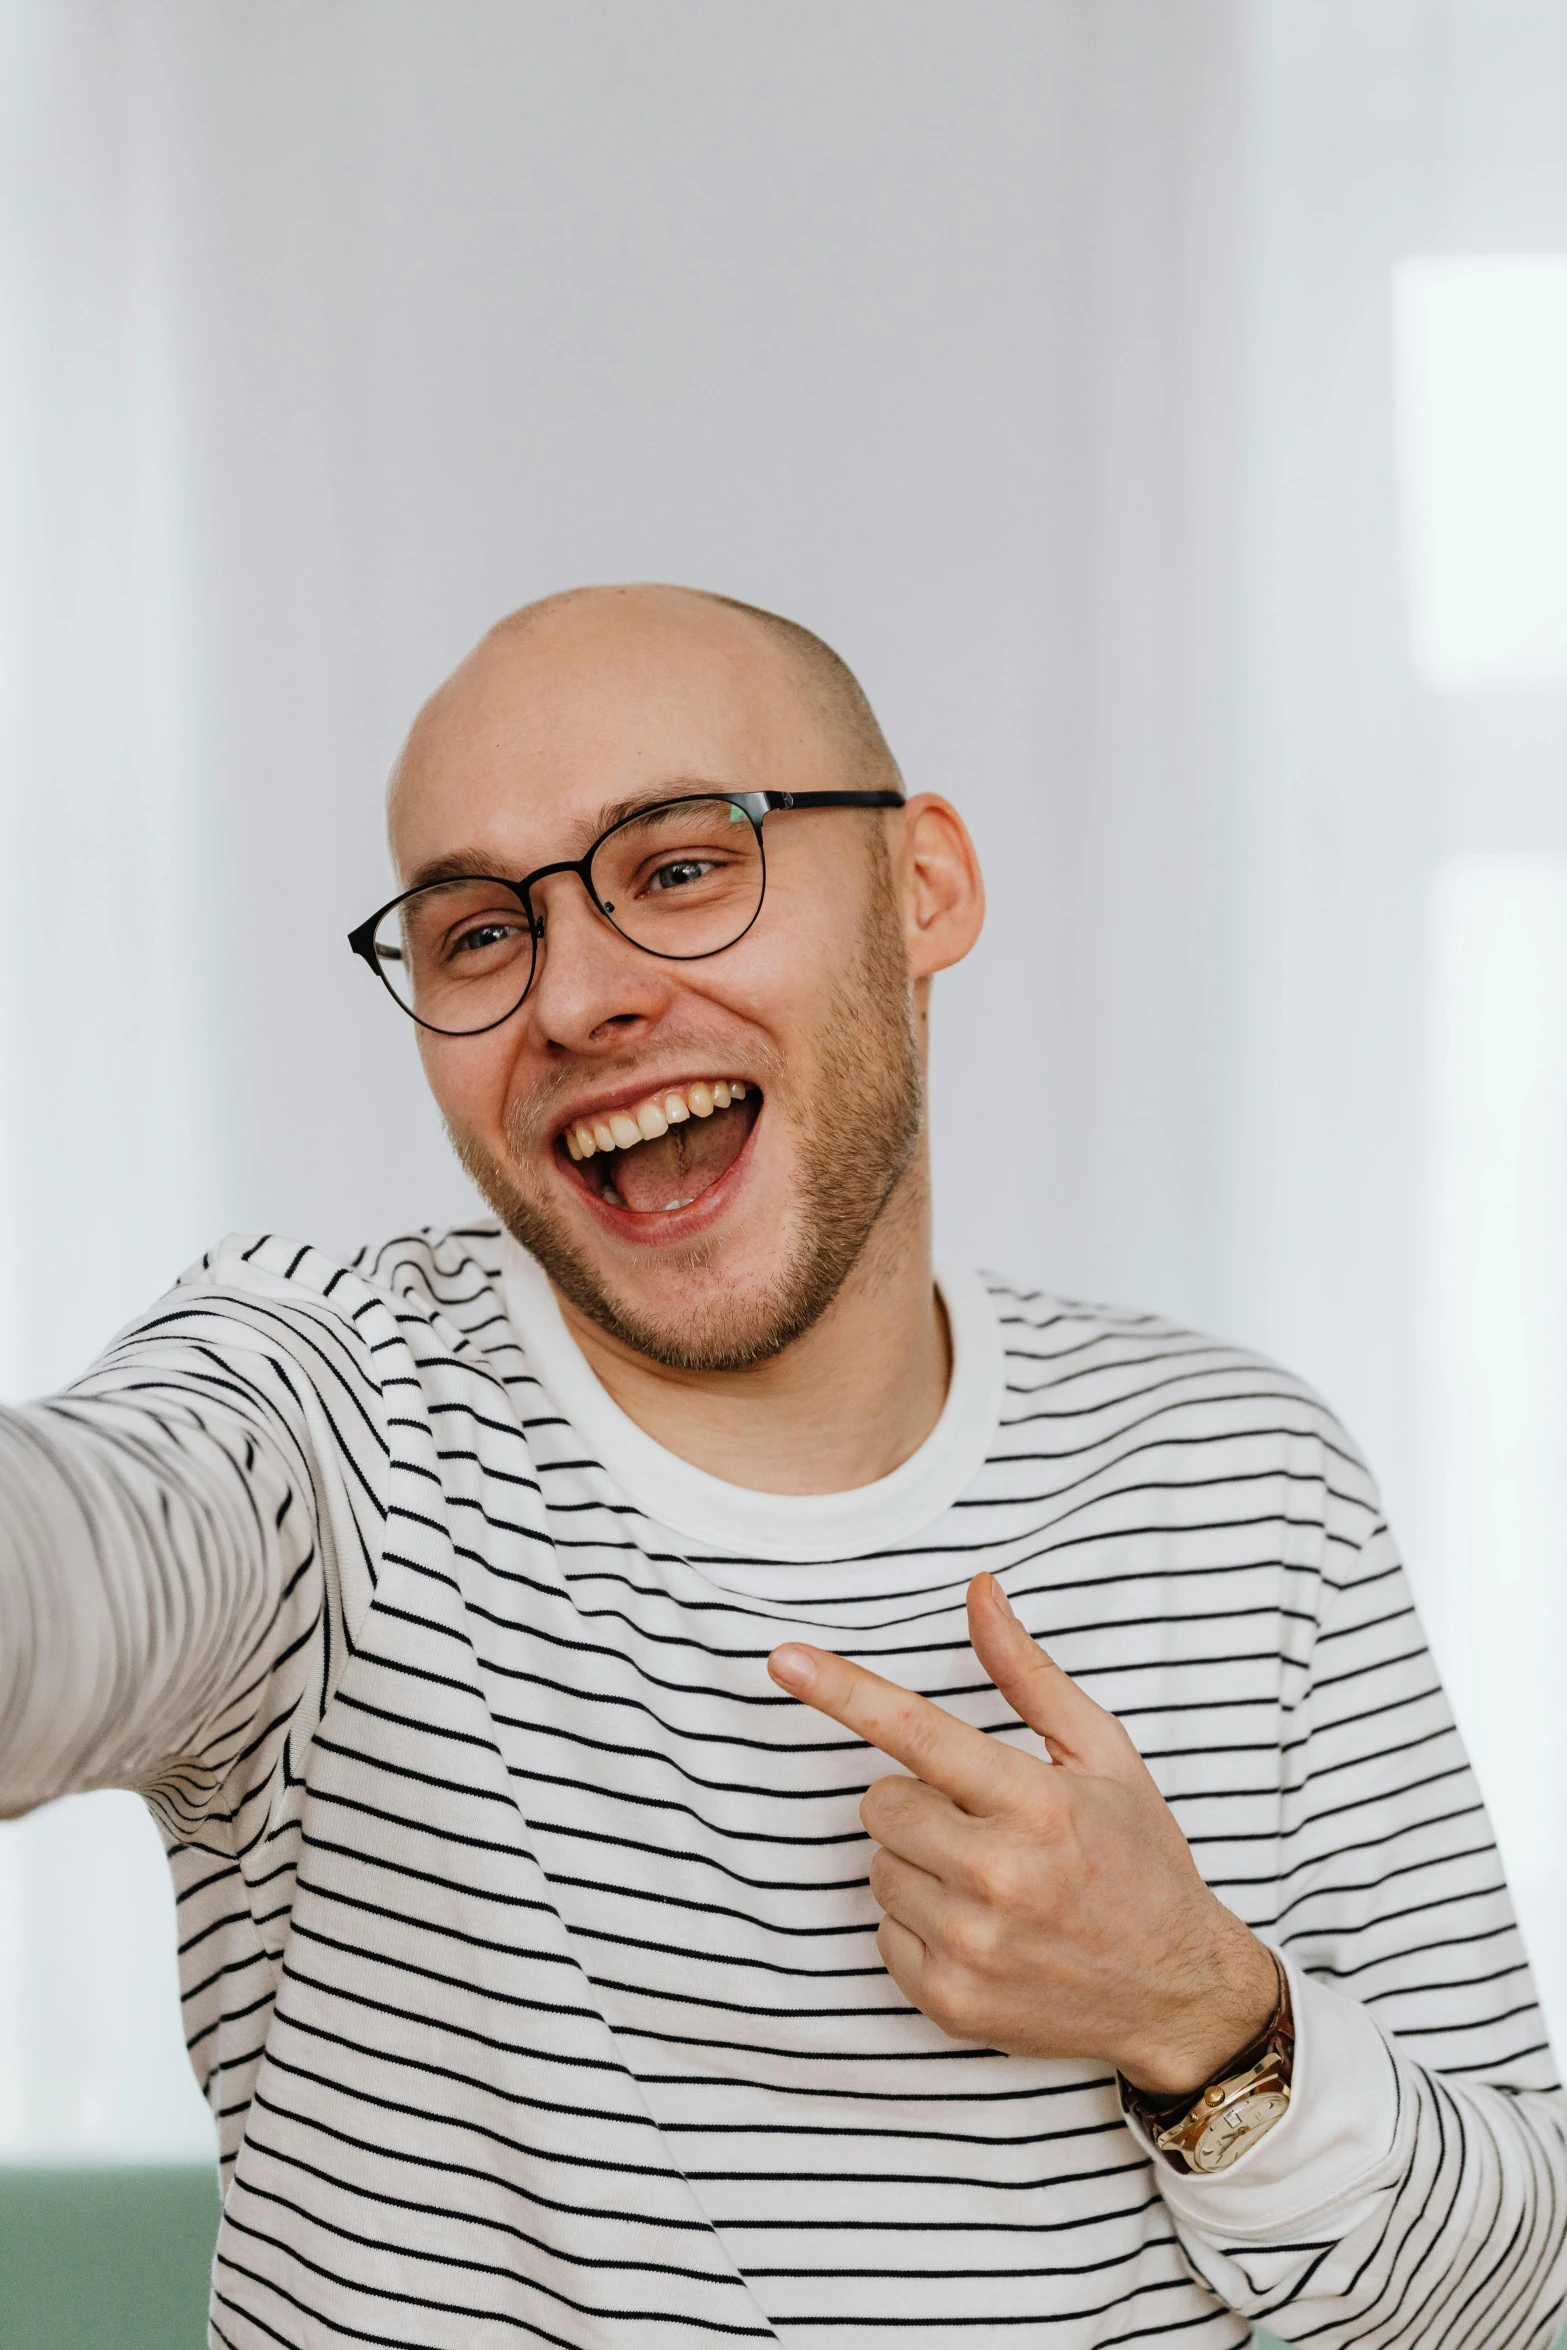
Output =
[
  {"x1": 867, "y1": 1848, "x2": 896, "y2": 1907},
  {"x1": 945, "y1": 1905, "x2": 1002, "y2": 1974},
  {"x1": 970, "y1": 1842, "x2": 1026, "y2": 1912},
  {"x1": 894, "y1": 1709, "x2": 940, "y2": 1772},
  {"x1": 1102, "y1": 1718, "x2": 1141, "y2": 1771},
  {"x1": 921, "y1": 1963, "x2": 977, "y2": 2041},
  {"x1": 883, "y1": 1917, "x2": 920, "y2": 1992},
  {"x1": 861, "y1": 1772, "x2": 912, "y2": 1836}
]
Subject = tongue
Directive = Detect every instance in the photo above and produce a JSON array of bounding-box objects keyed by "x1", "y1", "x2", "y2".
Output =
[{"x1": 610, "y1": 1105, "x2": 752, "y2": 1213}]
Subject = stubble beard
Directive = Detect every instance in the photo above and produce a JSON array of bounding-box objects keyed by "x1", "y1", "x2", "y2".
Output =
[{"x1": 450, "y1": 879, "x2": 925, "y2": 1374}]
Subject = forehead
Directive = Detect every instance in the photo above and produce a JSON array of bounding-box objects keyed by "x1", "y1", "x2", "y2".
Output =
[{"x1": 388, "y1": 600, "x2": 838, "y2": 881}]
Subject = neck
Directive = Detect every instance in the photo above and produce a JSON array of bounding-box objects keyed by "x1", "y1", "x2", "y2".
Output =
[{"x1": 551, "y1": 1170, "x2": 949, "y2": 1495}]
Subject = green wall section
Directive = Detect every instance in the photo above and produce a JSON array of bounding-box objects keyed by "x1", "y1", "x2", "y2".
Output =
[
  {"x1": 0, "y1": 2167, "x2": 219, "y2": 2350},
  {"x1": 0, "y1": 2167, "x2": 1299, "y2": 2348}
]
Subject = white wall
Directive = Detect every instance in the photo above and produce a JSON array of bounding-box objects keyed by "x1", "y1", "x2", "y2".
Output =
[{"x1": 3, "y1": 0, "x2": 1566, "y2": 2162}]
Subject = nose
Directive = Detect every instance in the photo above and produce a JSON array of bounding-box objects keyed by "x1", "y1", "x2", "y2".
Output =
[{"x1": 524, "y1": 866, "x2": 674, "y2": 1051}]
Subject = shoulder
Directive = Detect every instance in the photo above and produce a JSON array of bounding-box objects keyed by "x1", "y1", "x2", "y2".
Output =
[
  {"x1": 177, "y1": 1222, "x2": 506, "y2": 1317},
  {"x1": 99, "y1": 1221, "x2": 512, "y2": 1382},
  {"x1": 979, "y1": 1271, "x2": 1380, "y2": 1515}
]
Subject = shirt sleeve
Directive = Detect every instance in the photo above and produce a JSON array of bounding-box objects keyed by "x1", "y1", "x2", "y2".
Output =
[
  {"x1": 1149, "y1": 1513, "x2": 1567, "y2": 2349},
  {"x1": 0, "y1": 1262, "x2": 387, "y2": 1840}
]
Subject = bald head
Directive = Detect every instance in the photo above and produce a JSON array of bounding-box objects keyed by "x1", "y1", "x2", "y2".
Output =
[
  {"x1": 388, "y1": 583, "x2": 903, "y2": 867},
  {"x1": 493, "y1": 584, "x2": 905, "y2": 797}
]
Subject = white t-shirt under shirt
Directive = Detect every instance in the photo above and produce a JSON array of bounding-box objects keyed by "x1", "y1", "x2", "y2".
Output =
[{"x1": 0, "y1": 1222, "x2": 1563, "y2": 2349}]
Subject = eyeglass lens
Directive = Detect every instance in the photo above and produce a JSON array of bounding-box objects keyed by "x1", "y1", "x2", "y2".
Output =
[{"x1": 369, "y1": 796, "x2": 765, "y2": 1033}]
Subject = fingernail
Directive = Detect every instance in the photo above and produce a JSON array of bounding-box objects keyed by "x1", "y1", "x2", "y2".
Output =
[
  {"x1": 990, "y1": 1577, "x2": 1017, "y2": 1621},
  {"x1": 769, "y1": 1644, "x2": 816, "y2": 1690}
]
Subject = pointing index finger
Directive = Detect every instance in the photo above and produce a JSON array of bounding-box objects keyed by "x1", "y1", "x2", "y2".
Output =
[{"x1": 768, "y1": 1642, "x2": 1021, "y2": 1814}]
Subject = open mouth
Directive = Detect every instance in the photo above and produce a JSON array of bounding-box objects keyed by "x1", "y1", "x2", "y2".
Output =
[{"x1": 559, "y1": 1079, "x2": 761, "y2": 1216}]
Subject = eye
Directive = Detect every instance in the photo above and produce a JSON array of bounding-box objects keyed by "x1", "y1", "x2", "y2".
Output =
[
  {"x1": 645, "y1": 856, "x2": 717, "y2": 894},
  {"x1": 448, "y1": 915, "x2": 526, "y2": 958}
]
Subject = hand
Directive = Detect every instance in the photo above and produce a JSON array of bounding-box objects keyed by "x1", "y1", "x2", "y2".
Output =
[{"x1": 767, "y1": 1572, "x2": 1279, "y2": 2098}]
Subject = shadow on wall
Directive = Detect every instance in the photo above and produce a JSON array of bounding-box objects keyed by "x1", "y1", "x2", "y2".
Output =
[{"x1": 0, "y1": 2168, "x2": 1315, "y2": 2349}]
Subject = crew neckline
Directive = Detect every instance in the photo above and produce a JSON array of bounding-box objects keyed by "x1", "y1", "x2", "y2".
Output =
[{"x1": 497, "y1": 1236, "x2": 1003, "y2": 1566}]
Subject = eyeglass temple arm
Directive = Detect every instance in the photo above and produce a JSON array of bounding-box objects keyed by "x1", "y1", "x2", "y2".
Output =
[{"x1": 761, "y1": 790, "x2": 905, "y2": 810}]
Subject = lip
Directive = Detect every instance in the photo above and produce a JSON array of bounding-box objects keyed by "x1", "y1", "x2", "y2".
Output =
[{"x1": 552, "y1": 1073, "x2": 764, "y2": 1246}]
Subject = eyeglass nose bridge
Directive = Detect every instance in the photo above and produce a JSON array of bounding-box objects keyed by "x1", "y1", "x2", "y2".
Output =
[{"x1": 516, "y1": 850, "x2": 623, "y2": 953}]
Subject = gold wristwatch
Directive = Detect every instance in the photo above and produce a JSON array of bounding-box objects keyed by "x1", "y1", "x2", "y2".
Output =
[{"x1": 1118, "y1": 1952, "x2": 1295, "y2": 2176}]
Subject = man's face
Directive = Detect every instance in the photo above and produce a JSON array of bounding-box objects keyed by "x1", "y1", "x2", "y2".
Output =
[{"x1": 389, "y1": 594, "x2": 928, "y2": 1371}]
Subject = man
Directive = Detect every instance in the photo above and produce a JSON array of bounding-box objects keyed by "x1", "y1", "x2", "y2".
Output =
[{"x1": 1, "y1": 583, "x2": 1562, "y2": 2349}]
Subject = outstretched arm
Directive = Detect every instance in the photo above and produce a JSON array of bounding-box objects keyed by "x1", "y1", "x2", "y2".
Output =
[{"x1": 0, "y1": 1283, "x2": 378, "y2": 1832}]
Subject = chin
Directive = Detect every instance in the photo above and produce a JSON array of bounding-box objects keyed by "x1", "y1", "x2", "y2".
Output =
[
  {"x1": 456, "y1": 1121, "x2": 895, "y2": 1378},
  {"x1": 535, "y1": 1201, "x2": 837, "y2": 1375}
]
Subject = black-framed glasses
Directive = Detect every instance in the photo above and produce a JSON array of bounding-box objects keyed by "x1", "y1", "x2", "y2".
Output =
[{"x1": 347, "y1": 788, "x2": 904, "y2": 1036}]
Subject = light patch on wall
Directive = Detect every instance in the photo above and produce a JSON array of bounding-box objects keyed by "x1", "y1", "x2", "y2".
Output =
[
  {"x1": 1395, "y1": 256, "x2": 1567, "y2": 689},
  {"x1": 1426, "y1": 855, "x2": 1567, "y2": 2040}
]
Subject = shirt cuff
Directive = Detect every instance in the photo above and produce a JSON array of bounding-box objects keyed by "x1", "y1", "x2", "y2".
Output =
[{"x1": 1128, "y1": 1954, "x2": 1403, "y2": 2241}]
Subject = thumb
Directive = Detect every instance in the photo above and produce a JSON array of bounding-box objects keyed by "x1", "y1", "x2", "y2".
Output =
[{"x1": 968, "y1": 1573, "x2": 1148, "y2": 1785}]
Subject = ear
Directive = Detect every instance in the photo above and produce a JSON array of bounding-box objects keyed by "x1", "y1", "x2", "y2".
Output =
[{"x1": 894, "y1": 795, "x2": 986, "y2": 981}]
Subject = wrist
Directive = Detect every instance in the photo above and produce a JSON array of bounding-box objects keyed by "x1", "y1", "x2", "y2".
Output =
[{"x1": 1119, "y1": 1921, "x2": 1281, "y2": 2102}]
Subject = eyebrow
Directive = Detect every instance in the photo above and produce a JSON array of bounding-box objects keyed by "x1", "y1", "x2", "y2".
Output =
[
  {"x1": 402, "y1": 779, "x2": 748, "y2": 893},
  {"x1": 403, "y1": 849, "x2": 519, "y2": 891}
]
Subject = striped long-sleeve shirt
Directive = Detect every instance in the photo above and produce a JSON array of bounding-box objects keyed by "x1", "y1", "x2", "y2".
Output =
[{"x1": 1, "y1": 1221, "x2": 1563, "y2": 2348}]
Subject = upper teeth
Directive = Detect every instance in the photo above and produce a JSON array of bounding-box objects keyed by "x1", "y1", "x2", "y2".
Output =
[{"x1": 564, "y1": 1079, "x2": 747, "y2": 1162}]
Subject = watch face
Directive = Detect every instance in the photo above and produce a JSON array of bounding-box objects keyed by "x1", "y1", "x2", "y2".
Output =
[{"x1": 1191, "y1": 2090, "x2": 1290, "y2": 2173}]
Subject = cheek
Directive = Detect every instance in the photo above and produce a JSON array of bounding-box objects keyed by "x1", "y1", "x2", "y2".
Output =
[
  {"x1": 690, "y1": 901, "x2": 857, "y2": 1082},
  {"x1": 689, "y1": 924, "x2": 802, "y2": 1028},
  {"x1": 759, "y1": 866, "x2": 869, "y2": 984},
  {"x1": 417, "y1": 1033, "x2": 517, "y2": 1142}
]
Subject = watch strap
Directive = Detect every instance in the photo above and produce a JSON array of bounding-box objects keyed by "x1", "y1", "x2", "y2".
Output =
[{"x1": 1118, "y1": 1949, "x2": 1294, "y2": 2170}]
